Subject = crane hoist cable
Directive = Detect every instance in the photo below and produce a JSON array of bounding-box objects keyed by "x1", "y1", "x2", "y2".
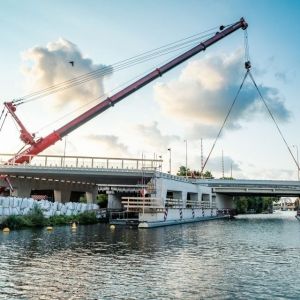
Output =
[
  {"x1": 248, "y1": 71, "x2": 300, "y2": 171},
  {"x1": 200, "y1": 69, "x2": 250, "y2": 176}
]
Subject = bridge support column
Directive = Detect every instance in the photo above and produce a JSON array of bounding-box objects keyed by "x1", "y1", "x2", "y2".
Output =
[
  {"x1": 14, "y1": 179, "x2": 32, "y2": 198},
  {"x1": 54, "y1": 190, "x2": 62, "y2": 203},
  {"x1": 86, "y1": 192, "x2": 93, "y2": 203},
  {"x1": 61, "y1": 188, "x2": 71, "y2": 203},
  {"x1": 215, "y1": 194, "x2": 234, "y2": 209},
  {"x1": 107, "y1": 191, "x2": 122, "y2": 210}
]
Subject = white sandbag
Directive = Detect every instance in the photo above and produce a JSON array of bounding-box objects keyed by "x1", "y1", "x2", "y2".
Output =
[
  {"x1": 92, "y1": 204, "x2": 98, "y2": 210},
  {"x1": 2, "y1": 207, "x2": 10, "y2": 216},
  {"x1": 10, "y1": 207, "x2": 19, "y2": 215},
  {"x1": 52, "y1": 202, "x2": 58, "y2": 211},
  {"x1": 27, "y1": 198, "x2": 34, "y2": 209},
  {"x1": 2, "y1": 198, "x2": 9, "y2": 208},
  {"x1": 22, "y1": 207, "x2": 31, "y2": 215},
  {"x1": 20, "y1": 198, "x2": 28, "y2": 209},
  {"x1": 61, "y1": 205, "x2": 67, "y2": 214},
  {"x1": 55, "y1": 210, "x2": 61, "y2": 216},
  {"x1": 0, "y1": 207, "x2": 3, "y2": 216},
  {"x1": 66, "y1": 209, "x2": 73, "y2": 216}
]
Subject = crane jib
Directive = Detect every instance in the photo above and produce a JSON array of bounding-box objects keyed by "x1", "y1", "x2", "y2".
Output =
[{"x1": 9, "y1": 18, "x2": 248, "y2": 165}]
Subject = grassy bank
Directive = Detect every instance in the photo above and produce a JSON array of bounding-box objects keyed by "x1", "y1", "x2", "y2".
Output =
[{"x1": 0, "y1": 205, "x2": 99, "y2": 230}]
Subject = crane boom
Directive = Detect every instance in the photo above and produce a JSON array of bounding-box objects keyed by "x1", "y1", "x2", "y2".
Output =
[{"x1": 9, "y1": 18, "x2": 247, "y2": 165}]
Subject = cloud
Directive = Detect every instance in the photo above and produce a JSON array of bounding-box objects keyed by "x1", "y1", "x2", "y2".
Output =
[
  {"x1": 86, "y1": 134, "x2": 129, "y2": 157},
  {"x1": 134, "y1": 121, "x2": 180, "y2": 151},
  {"x1": 154, "y1": 50, "x2": 290, "y2": 140},
  {"x1": 21, "y1": 38, "x2": 112, "y2": 109}
]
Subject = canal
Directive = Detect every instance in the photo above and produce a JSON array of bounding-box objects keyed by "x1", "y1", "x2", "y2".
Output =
[{"x1": 1, "y1": 211, "x2": 300, "y2": 299}]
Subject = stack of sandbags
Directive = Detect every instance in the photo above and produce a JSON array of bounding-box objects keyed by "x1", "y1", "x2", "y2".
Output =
[{"x1": 0, "y1": 196, "x2": 99, "y2": 218}]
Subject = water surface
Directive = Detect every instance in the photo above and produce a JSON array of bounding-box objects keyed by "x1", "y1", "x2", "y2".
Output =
[{"x1": 1, "y1": 211, "x2": 300, "y2": 299}]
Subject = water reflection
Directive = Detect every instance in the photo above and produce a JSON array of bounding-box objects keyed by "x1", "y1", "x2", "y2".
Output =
[{"x1": 1, "y1": 211, "x2": 300, "y2": 299}]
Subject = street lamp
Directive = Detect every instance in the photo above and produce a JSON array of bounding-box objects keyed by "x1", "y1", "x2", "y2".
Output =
[
  {"x1": 292, "y1": 145, "x2": 299, "y2": 181},
  {"x1": 167, "y1": 148, "x2": 172, "y2": 174},
  {"x1": 184, "y1": 140, "x2": 188, "y2": 179}
]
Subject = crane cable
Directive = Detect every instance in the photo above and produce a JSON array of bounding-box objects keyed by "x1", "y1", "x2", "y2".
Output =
[
  {"x1": 12, "y1": 27, "x2": 223, "y2": 105},
  {"x1": 200, "y1": 28, "x2": 299, "y2": 176},
  {"x1": 248, "y1": 71, "x2": 300, "y2": 171},
  {"x1": 200, "y1": 70, "x2": 249, "y2": 176},
  {"x1": 0, "y1": 112, "x2": 8, "y2": 133}
]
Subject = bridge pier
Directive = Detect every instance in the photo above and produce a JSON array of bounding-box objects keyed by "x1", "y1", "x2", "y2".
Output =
[
  {"x1": 107, "y1": 191, "x2": 122, "y2": 210},
  {"x1": 215, "y1": 193, "x2": 234, "y2": 209}
]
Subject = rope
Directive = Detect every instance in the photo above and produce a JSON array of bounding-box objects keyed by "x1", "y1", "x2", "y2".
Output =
[
  {"x1": 248, "y1": 71, "x2": 300, "y2": 171},
  {"x1": 200, "y1": 70, "x2": 249, "y2": 176}
]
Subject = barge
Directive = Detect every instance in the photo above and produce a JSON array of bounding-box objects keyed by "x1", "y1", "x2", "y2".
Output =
[{"x1": 110, "y1": 197, "x2": 230, "y2": 228}]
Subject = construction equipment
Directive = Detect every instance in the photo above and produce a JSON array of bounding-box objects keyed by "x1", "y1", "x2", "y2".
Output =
[{"x1": 2, "y1": 18, "x2": 247, "y2": 166}]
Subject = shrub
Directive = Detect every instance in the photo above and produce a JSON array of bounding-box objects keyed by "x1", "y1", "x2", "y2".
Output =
[
  {"x1": 27, "y1": 204, "x2": 46, "y2": 227},
  {"x1": 77, "y1": 211, "x2": 98, "y2": 224},
  {"x1": 2, "y1": 215, "x2": 31, "y2": 229}
]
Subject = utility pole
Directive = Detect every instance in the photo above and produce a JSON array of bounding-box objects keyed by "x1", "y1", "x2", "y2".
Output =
[
  {"x1": 201, "y1": 138, "x2": 204, "y2": 171},
  {"x1": 292, "y1": 145, "x2": 299, "y2": 181},
  {"x1": 167, "y1": 148, "x2": 172, "y2": 174},
  {"x1": 184, "y1": 140, "x2": 188, "y2": 179},
  {"x1": 222, "y1": 149, "x2": 224, "y2": 179}
]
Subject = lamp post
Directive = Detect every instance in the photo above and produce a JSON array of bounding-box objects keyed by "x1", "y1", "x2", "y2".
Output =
[
  {"x1": 184, "y1": 140, "x2": 188, "y2": 179},
  {"x1": 292, "y1": 145, "x2": 299, "y2": 181},
  {"x1": 167, "y1": 148, "x2": 172, "y2": 174}
]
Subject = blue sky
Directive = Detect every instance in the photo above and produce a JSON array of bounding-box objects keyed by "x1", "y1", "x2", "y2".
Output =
[{"x1": 1, "y1": 0, "x2": 300, "y2": 179}]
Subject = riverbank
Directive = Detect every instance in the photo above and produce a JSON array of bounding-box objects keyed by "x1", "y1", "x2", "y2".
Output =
[{"x1": 0, "y1": 206, "x2": 98, "y2": 230}]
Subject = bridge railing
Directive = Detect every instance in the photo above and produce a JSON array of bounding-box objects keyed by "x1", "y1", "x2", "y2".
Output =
[
  {"x1": 121, "y1": 197, "x2": 164, "y2": 213},
  {"x1": 0, "y1": 153, "x2": 162, "y2": 171}
]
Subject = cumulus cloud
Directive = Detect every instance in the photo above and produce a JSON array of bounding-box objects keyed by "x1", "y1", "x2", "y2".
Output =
[
  {"x1": 134, "y1": 121, "x2": 180, "y2": 151},
  {"x1": 86, "y1": 134, "x2": 129, "y2": 157},
  {"x1": 21, "y1": 38, "x2": 112, "y2": 109},
  {"x1": 154, "y1": 50, "x2": 290, "y2": 140}
]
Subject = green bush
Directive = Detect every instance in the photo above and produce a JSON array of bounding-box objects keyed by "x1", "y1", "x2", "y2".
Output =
[
  {"x1": 27, "y1": 205, "x2": 46, "y2": 227},
  {"x1": 3, "y1": 215, "x2": 31, "y2": 229},
  {"x1": 77, "y1": 211, "x2": 97, "y2": 224},
  {"x1": 0, "y1": 207, "x2": 99, "y2": 230},
  {"x1": 96, "y1": 194, "x2": 108, "y2": 208},
  {"x1": 47, "y1": 215, "x2": 74, "y2": 226}
]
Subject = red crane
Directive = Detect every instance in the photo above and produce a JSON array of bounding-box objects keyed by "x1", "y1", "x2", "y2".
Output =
[{"x1": 4, "y1": 18, "x2": 248, "y2": 165}]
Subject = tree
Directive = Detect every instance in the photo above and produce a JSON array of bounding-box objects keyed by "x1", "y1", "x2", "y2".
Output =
[
  {"x1": 177, "y1": 166, "x2": 190, "y2": 176},
  {"x1": 202, "y1": 170, "x2": 214, "y2": 179}
]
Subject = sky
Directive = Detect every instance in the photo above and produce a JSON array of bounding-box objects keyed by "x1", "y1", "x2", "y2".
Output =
[{"x1": 1, "y1": 0, "x2": 300, "y2": 180}]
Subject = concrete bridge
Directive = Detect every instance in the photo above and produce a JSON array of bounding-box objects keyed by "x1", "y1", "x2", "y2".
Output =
[
  {"x1": 196, "y1": 179, "x2": 300, "y2": 197},
  {"x1": 0, "y1": 153, "x2": 299, "y2": 206}
]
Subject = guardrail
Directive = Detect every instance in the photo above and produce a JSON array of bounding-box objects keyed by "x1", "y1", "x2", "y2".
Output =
[
  {"x1": 121, "y1": 197, "x2": 164, "y2": 213},
  {"x1": 0, "y1": 153, "x2": 162, "y2": 170}
]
